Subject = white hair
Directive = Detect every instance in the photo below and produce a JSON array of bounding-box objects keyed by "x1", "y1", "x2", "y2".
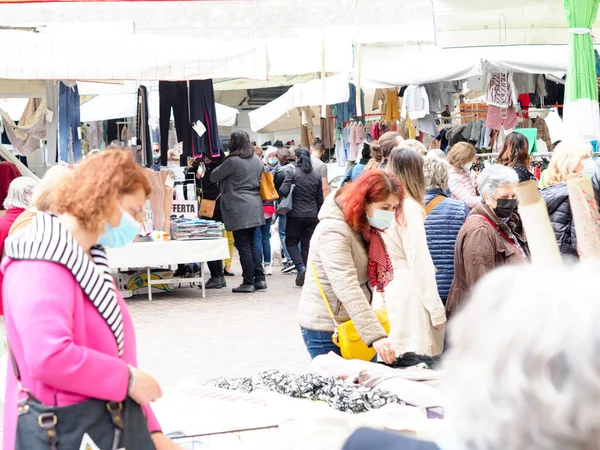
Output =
[
  {"x1": 263, "y1": 146, "x2": 278, "y2": 164},
  {"x1": 444, "y1": 262, "x2": 600, "y2": 450},
  {"x1": 3, "y1": 177, "x2": 38, "y2": 210},
  {"x1": 427, "y1": 149, "x2": 446, "y2": 159},
  {"x1": 477, "y1": 164, "x2": 519, "y2": 198},
  {"x1": 32, "y1": 165, "x2": 71, "y2": 212}
]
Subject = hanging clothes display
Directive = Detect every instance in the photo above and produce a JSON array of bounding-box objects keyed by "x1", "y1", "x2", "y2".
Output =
[
  {"x1": 331, "y1": 83, "x2": 365, "y2": 130},
  {"x1": 401, "y1": 86, "x2": 429, "y2": 120},
  {"x1": 485, "y1": 72, "x2": 518, "y2": 109},
  {"x1": 159, "y1": 81, "x2": 191, "y2": 166},
  {"x1": 0, "y1": 98, "x2": 46, "y2": 155},
  {"x1": 320, "y1": 105, "x2": 336, "y2": 150},
  {"x1": 137, "y1": 85, "x2": 152, "y2": 167},
  {"x1": 189, "y1": 79, "x2": 222, "y2": 159},
  {"x1": 372, "y1": 88, "x2": 386, "y2": 111},
  {"x1": 58, "y1": 82, "x2": 82, "y2": 163},
  {"x1": 45, "y1": 81, "x2": 59, "y2": 163},
  {"x1": 300, "y1": 106, "x2": 315, "y2": 148},
  {"x1": 348, "y1": 122, "x2": 366, "y2": 161},
  {"x1": 385, "y1": 89, "x2": 400, "y2": 122}
]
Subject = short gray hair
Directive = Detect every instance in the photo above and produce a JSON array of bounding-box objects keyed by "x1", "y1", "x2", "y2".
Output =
[
  {"x1": 3, "y1": 177, "x2": 38, "y2": 210},
  {"x1": 477, "y1": 164, "x2": 518, "y2": 198},
  {"x1": 424, "y1": 155, "x2": 450, "y2": 190},
  {"x1": 32, "y1": 165, "x2": 71, "y2": 212},
  {"x1": 444, "y1": 262, "x2": 600, "y2": 449},
  {"x1": 427, "y1": 149, "x2": 446, "y2": 159}
]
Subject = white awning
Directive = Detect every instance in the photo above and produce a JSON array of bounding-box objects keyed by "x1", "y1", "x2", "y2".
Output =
[{"x1": 248, "y1": 74, "x2": 350, "y2": 132}]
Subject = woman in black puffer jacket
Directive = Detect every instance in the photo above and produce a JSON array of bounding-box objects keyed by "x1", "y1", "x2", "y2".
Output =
[{"x1": 541, "y1": 142, "x2": 594, "y2": 260}]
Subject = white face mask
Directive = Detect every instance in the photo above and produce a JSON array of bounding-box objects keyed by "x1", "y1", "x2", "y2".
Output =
[
  {"x1": 462, "y1": 162, "x2": 473, "y2": 172},
  {"x1": 367, "y1": 209, "x2": 395, "y2": 230},
  {"x1": 582, "y1": 158, "x2": 596, "y2": 177}
]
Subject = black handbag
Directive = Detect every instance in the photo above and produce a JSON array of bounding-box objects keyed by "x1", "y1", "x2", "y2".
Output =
[
  {"x1": 10, "y1": 348, "x2": 156, "y2": 450},
  {"x1": 276, "y1": 170, "x2": 295, "y2": 215}
]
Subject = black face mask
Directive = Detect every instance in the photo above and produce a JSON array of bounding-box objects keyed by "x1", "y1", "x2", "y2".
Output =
[{"x1": 494, "y1": 199, "x2": 518, "y2": 218}]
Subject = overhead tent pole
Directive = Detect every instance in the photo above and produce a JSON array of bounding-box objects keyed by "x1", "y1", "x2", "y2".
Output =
[{"x1": 563, "y1": 0, "x2": 600, "y2": 142}]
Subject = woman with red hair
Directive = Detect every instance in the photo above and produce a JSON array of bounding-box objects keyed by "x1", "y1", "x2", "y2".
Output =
[{"x1": 298, "y1": 169, "x2": 404, "y2": 363}]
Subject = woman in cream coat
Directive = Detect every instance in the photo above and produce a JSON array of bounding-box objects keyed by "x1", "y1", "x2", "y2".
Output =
[{"x1": 383, "y1": 148, "x2": 446, "y2": 356}]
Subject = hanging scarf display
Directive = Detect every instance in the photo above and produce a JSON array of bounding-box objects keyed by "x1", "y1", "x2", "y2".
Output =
[{"x1": 361, "y1": 228, "x2": 394, "y2": 292}]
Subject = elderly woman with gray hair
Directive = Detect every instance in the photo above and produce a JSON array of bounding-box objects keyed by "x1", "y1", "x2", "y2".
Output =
[
  {"x1": 0, "y1": 176, "x2": 38, "y2": 315},
  {"x1": 446, "y1": 164, "x2": 529, "y2": 317},
  {"x1": 423, "y1": 156, "x2": 469, "y2": 304},
  {"x1": 345, "y1": 263, "x2": 600, "y2": 450}
]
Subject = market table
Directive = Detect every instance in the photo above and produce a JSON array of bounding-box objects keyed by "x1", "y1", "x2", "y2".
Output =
[{"x1": 106, "y1": 238, "x2": 230, "y2": 300}]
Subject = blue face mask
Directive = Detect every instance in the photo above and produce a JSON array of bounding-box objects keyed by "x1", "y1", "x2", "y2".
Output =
[
  {"x1": 97, "y1": 209, "x2": 140, "y2": 248},
  {"x1": 268, "y1": 158, "x2": 278, "y2": 166},
  {"x1": 367, "y1": 208, "x2": 395, "y2": 230}
]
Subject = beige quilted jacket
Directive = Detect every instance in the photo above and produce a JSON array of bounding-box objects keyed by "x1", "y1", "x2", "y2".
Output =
[{"x1": 297, "y1": 195, "x2": 388, "y2": 347}]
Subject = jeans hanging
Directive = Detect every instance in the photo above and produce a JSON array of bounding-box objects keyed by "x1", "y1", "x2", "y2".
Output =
[
  {"x1": 137, "y1": 86, "x2": 152, "y2": 167},
  {"x1": 58, "y1": 82, "x2": 82, "y2": 163},
  {"x1": 189, "y1": 79, "x2": 223, "y2": 159},
  {"x1": 159, "y1": 81, "x2": 191, "y2": 166}
]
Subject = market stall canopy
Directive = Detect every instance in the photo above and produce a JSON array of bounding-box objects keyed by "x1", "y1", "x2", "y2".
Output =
[
  {"x1": 248, "y1": 74, "x2": 350, "y2": 132},
  {"x1": 432, "y1": 0, "x2": 600, "y2": 47}
]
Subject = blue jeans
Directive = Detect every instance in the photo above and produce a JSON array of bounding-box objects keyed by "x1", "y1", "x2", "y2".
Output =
[
  {"x1": 276, "y1": 214, "x2": 291, "y2": 260},
  {"x1": 301, "y1": 328, "x2": 341, "y2": 359},
  {"x1": 254, "y1": 217, "x2": 272, "y2": 265},
  {"x1": 59, "y1": 82, "x2": 82, "y2": 163}
]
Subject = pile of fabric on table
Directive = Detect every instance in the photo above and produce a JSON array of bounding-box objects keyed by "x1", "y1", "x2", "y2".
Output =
[
  {"x1": 170, "y1": 218, "x2": 223, "y2": 240},
  {"x1": 207, "y1": 369, "x2": 404, "y2": 414}
]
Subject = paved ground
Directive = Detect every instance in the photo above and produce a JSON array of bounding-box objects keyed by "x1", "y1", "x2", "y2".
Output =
[{"x1": 0, "y1": 257, "x2": 313, "y2": 444}]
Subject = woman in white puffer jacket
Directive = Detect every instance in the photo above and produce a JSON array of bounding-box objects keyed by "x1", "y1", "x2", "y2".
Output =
[{"x1": 446, "y1": 142, "x2": 481, "y2": 209}]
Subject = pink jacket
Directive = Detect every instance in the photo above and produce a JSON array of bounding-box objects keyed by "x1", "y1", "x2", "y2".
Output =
[
  {"x1": 2, "y1": 259, "x2": 161, "y2": 450},
  {"x1": 448, "y1": 166, "x2": 481, "y2": 209}
]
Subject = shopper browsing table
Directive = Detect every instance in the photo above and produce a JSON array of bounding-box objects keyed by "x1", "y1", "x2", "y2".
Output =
[
  {"x1": 2, "y1": 151, "x2": 182, "y2": 450},
  {"x1": 298, "y1": 170, "x2": 403, "y2": 364},
  {"x1": 384, "y1": 148, "x2": 447, "y2": 356}
]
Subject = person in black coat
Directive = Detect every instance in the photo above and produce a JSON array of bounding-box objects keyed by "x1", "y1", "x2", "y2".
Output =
[
  {"x1": 541, "y1": 141, "x2": 595, "y2": 261},
  {"x1": 198, "y1": 153, "x2": 229, "y2": 289},
  {"x1": 497, "y1": 132, "x2": 536, "y2": 183},
  {"x1": 273, "y1": 147, "x2": 297, "y2": 270},
  {"x1": 279, "y1": 147, "x2": 324, "y2": 286}
]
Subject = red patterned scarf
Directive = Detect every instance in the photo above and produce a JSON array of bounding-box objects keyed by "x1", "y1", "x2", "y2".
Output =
[{"x1": 362, "y1": 227, "x2": 394, "y2": 292}]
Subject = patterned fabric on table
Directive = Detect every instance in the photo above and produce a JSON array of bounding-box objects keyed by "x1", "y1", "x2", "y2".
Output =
[{"x1": 207, "y1": 369, "x2": 405, "y2": 414}]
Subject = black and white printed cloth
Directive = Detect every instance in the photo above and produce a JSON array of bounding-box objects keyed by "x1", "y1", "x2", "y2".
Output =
[{"x1": 207, "y1": 369, "x2": 405, "y2": 413}]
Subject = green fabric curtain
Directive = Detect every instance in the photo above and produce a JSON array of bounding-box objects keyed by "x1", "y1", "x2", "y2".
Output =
[
  {"x1": 564, "y1": 0, "x2": 600, "y2": 141},
  {"x1": 564, "y1": 0, "x2": 600, "y2": 103}
]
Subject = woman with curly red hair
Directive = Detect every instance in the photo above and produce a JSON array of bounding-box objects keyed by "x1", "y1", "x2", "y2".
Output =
[
  {"x1": 298, "y1": 169, "x2": 404, "y2": 363},
  {"x1": 2, "y1": 150, "x2": 182, "y2": 450}
]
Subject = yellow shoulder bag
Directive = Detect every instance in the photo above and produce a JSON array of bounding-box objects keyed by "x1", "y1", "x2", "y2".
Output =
[{"x1": 310, "y1": 261, "x2": 390, "y2": 361}]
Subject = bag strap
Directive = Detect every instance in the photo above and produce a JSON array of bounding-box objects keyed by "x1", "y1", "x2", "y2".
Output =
[
  {"x1": 8, "y1": 345, "x2": 20, "y2": 380},
  {"x1": 309, "y1": 260, "x2": 339, "y2": 328},
  {"x1": 425, "y1": 195, "x2": 446, "y2": 216},
  {"x1": 471, "y1": 214, "x2": 527, "y2": 260}
]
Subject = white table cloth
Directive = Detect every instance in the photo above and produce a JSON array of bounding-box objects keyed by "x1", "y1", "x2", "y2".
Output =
[{"x1": 107, "y1": 238, "x2": 230, "y2": 300}]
